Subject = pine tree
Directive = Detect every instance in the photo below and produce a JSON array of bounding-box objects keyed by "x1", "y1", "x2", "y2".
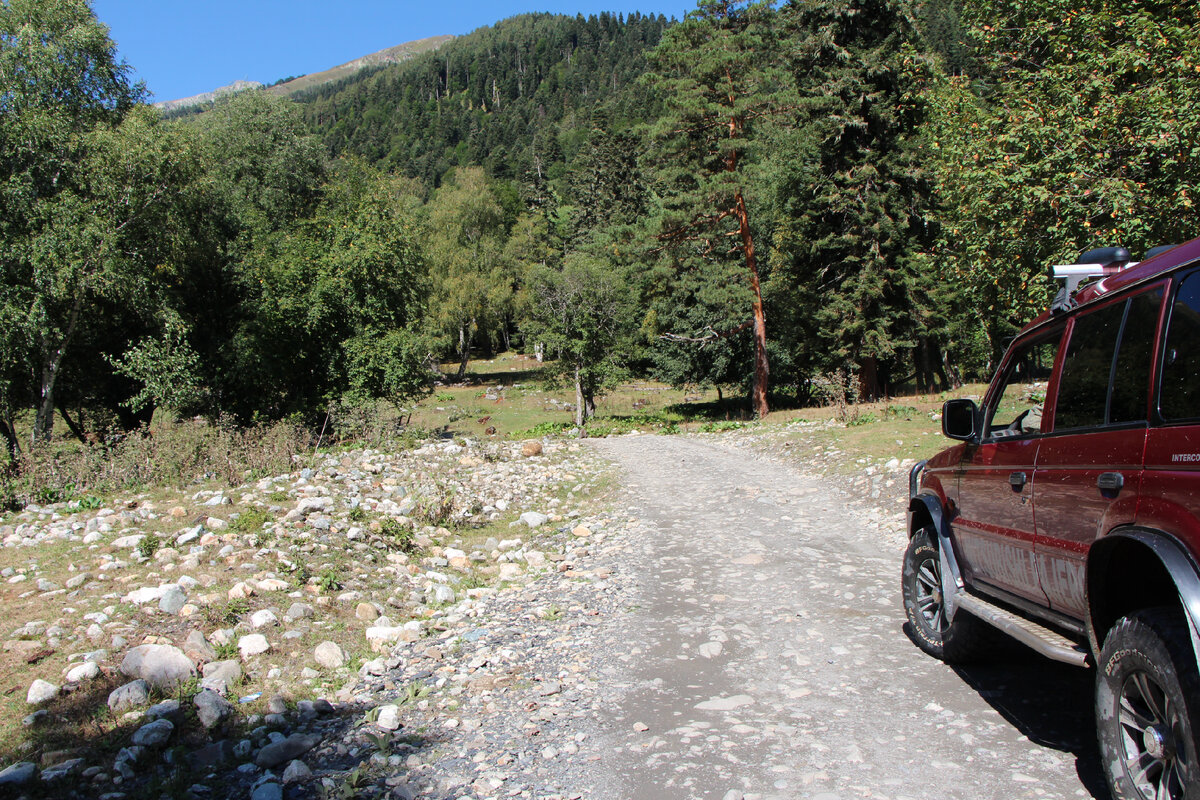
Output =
[{"x1": 641, "y1": 0, "x2": 789, "y2": 417}]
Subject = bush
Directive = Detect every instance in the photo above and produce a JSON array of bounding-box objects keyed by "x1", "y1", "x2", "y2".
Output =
[{"x1": 9, "y1": 416, "x2": 312, "y2": 505}]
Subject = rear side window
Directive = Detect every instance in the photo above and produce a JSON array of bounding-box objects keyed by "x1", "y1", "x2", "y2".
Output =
[
  {"x1": 1054, "y1": 287, "x2": 1162, "y2": 431},
  {"x1": 1160, "y1": 270, "x2": 1200, "y2": 421}
]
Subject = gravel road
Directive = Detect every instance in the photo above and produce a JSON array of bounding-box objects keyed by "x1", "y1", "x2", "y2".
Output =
[{"x1": 563, "y1": 434, "x2": 1108, "y2": 800}]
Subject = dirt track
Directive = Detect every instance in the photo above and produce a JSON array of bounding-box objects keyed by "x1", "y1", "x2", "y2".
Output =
[{"x1": 561, "y1": 434, "x2": 1106, "y2": 800}]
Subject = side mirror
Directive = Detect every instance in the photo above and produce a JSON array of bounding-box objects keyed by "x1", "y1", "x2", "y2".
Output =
[{"x1": 942, "y1": 398, "x2": 980, "y2": 441}]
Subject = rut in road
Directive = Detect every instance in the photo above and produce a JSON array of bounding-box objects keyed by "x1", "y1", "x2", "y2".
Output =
[{"x1": 561, "y1": 434, "x2": 1104, "y2": 800}]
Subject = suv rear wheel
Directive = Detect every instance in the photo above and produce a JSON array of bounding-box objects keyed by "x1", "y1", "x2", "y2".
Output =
[
  {"x1": 1096, "y1": 608, "x2": 1200, "y2": 800},
  {"x1": 901, "y1": 527, "x2": 989, "y2": 662}
]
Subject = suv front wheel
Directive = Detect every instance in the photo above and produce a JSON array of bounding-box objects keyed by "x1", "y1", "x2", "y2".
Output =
[
  {"x1": 901, "y1": 527, "x2": 989, "y2": 663},
  {"x1": 1096, "y1": 608, "x2": 1200, "y2": 800}
]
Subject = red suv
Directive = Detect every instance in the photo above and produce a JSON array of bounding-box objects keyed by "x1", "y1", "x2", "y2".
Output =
[{"x1": 903, "y1": 239, "x2": 1200, "y2": 800}]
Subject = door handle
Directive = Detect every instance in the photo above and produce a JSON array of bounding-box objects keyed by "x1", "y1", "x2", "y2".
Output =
[
  {"x1": 1008, "y1": 471, "x2": 1027, "y2": 490},
  {"x1": 1097, "y1": 472, "x2": 1124, "y2": 493}
]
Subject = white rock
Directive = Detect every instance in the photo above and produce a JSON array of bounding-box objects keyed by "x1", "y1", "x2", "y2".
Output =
[
  {"x1": 238, "y1": 634, "x2": 270, "y2": 658},
  {"x1": 123, "y1": 585, "x2": 167, "y2": 604},
  {"x1": 375, "y1": 704, "x2": 401, "y2": 731},
  {"x1": 66, "y1": 661, "x2": 100, "y2": 683},
  {"x1": 313, "y1": 641, "x2": 346, "y2": 669},
  {"x1": 26, "y1": 679, "x2": 58, "y2": 705},
  {"x1": 519, "y1": 512, "x2": 549, "y2": 528},
  {"x1": 250, "y1": 609, "x2": 279, "y2": 629},
  {"x1": 120, "y1": 644, "x2": 197, "y2": 690}
]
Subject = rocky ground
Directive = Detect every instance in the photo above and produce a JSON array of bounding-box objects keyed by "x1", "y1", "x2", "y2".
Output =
[
  {"x1": 0, "y1": 435, "x2": 623, "y2": 799},
  {"x1": 0, "y1": 421, "x2": 1100, "y2": 800}
]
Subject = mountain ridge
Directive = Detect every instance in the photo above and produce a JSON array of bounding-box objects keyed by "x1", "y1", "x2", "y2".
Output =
[{"x1": 155, "y1": 34, "x2": 454, "y2": 111}]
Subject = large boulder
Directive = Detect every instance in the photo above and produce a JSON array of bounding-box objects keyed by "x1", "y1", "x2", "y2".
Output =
[{"x1": 119, "y1": 644, "x2": 196, "y2": 691}]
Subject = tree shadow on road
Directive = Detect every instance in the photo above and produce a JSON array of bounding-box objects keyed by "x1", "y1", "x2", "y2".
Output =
[{"x1": 904, "y1": 622, "x2": 1112, "y2": 799}]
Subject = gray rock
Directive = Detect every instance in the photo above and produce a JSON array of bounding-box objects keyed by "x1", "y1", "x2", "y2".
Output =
[
  {"x1": 145, "y1": 699, "x2": 180, "y2": 721},
  {"x1": 266, "y1": 695, "x2": 288, "y2": 715},
  {"x1": 194, "y1": 689, "x2": 234, "y2": 729},
  {"x1": 119, "y1": 644, "x2": 196, "y2": 690},
  {"x1": 250, "y1": 780, "x2": 283, "y2": 800},
  {"x1": 282, "y1": 759, "x2": 311, "y2": 783},
  {"x1": 284, "y1": 602, "x2": 314, "y2": 621},
  {"x1": 313, "y1": 641, "x2": 345, "y2": 669},
  {"x1": 39, "y1": 757, "x2": 83, "y2": 781},
  {"x1": 131, "y1": 718, "x2": 174, "y2": 748},
  {"x1": 26, "y1": 679, "x2": 59, "y2": 705},
  {"x1": 108, "y1": 679, "x2": 149, "y2": 711},
  {"x1": 200, "y1": 659, "x2": 242, "y2": 695},
  {"x1": 158, "y1": 584, "x2": 187, "y2": 615},
  {"x1": 255, "y1": 733, "x2": 319, "y2": 769},
  {"x1": 0, "y1": 761, "x2": 36, "y2": 786}
]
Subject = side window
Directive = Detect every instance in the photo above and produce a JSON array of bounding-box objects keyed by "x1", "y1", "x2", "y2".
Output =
[
  {"x1": 1110, "y1": 289, "x2": 1162, "y2": 423},
  {"x1": 1160, "y1": 270, "x2": 1200, "y2": 421},
  {"x1": 1055, "y1": 288, "x2": 1162, "y2": 430},
  {"x1": 986, "y1": 334, "x2": 1059, "y2": 438}
]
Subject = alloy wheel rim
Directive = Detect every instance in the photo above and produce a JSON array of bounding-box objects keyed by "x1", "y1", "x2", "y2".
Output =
[
  {"x1": 1117, "y1": 669, "x2": 1189, "y2": 800},
  {"x1": 914, "y1": 553, "x2": 947, "y2": 633}
]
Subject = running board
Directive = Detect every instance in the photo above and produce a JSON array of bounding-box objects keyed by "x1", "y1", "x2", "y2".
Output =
[{"x1": 957, "y1": 593, "x2": 1091, "y2": 667}]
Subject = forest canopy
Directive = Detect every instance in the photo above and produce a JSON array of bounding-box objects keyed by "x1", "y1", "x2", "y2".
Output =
[{"x1": 3, "y1": 0, "x2": 1196, "y2": 458}]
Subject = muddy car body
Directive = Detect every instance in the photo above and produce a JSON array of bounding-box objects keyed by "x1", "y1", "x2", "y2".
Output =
[{"x1": 903, "y1": 238, "x2": 1200, "y2": 800}]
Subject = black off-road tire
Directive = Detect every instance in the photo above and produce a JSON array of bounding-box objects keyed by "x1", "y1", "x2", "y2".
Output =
[
  {"x1": 1096, "y1": 608, "x2": 1200, "y2": 800},
  {"x1": 901, "y1": 527, "x2": 989, "y2": 663}
]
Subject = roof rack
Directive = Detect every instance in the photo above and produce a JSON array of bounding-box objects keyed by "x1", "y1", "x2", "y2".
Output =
[{"x1": 1050, "y1": 246, "x2": 1134, "y2": 314}]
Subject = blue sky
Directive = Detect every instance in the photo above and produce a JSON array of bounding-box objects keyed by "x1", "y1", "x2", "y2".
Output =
[{"x1": 92, "y1": 1, "x2": 696, "y2": 103}]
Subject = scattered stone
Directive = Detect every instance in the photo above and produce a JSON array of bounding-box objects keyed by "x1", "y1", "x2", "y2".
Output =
[
  {"x1": 131, "y1": 718, "x2": 174, "y2": 748},
  {"x1": 0, "y1": 762, "x2": 36, "y2": 786},
  {"x1": 238, "y1": 634, "x2": 270, "y2": 658},
  {"x1": 108, "y1": 680, "x2": 149, "y2": 712},
  {"x1": 250, "y1": 609, "x2": 279, "y2": 629},
  {"x1": 26, "y1": 679, "x2": 58, "y2": 705},
  {"x1": 313, "y1": 641, "x2": 346, "y2": 669},
  {"x1": 375, "y1": 704, "x2": 402, "y2": 731},
  {"x1": 120, "y1": 644, "x2": 196, "y2": 691},
  {"x1": 282, "y1": 759, "x2": 312, "y2": 783},
  {"x1": 255, "y1": 733, "x2": 320, "y2": 769},
  {"x1": 521, "y1": 440, "x2": 543, "y2": 457},
  {"x1": 519, "y1": 511, "x2": 549, "y2": 528},
  {"x1": 194, "y1": 689, "x2": 234, "y2": 729},
  {"x1": 200, "y1": 660, "x2": 243, "y2": 695},
  {"x1": 66, "y1": 661, "x2": 100, "y2": 683}
]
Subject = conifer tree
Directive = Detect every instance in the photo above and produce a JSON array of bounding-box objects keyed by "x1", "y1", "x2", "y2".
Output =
[{"x1": 642, "y1": 0, "x2": 788, "y2": 417}]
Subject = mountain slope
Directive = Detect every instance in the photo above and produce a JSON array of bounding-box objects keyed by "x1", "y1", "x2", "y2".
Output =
[
  {"x1": 294, "y1": 12, "x2": 670, "y2": 187},
  {"x1": 266, "y1": 35, "x2": 454, "y2": 98}
]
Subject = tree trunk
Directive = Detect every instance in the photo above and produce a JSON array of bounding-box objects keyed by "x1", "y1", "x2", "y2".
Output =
[
  {"x1": 858, "y1": 356, "x2": 880, "y2": 401},
  {"x1": 736, "y1": 191, "x2": 769, "y2": 418},
  {"x1": 0, "y1": 417, "x2": 18, "y2": 460},
  {"x1": 57, "y1": 406, "x2": 89, "y2": 446},
  {"x1": 574, "y1": 365, "x2": 585, "y2": 428},
  {"x1": 456, "y1": 319, "x2": 475, "y2": 381},
  {"x1": 33, "y1": 295, "x2": 84, "y2": 446}
]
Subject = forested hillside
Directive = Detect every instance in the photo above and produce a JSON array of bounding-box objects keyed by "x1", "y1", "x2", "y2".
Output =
[
  {"x1": 297, "y1": 12, "x2": 669, "y2": 186},
  {"x1": 3, "y1": 0, "x2": 1199, "y2": 489}
]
